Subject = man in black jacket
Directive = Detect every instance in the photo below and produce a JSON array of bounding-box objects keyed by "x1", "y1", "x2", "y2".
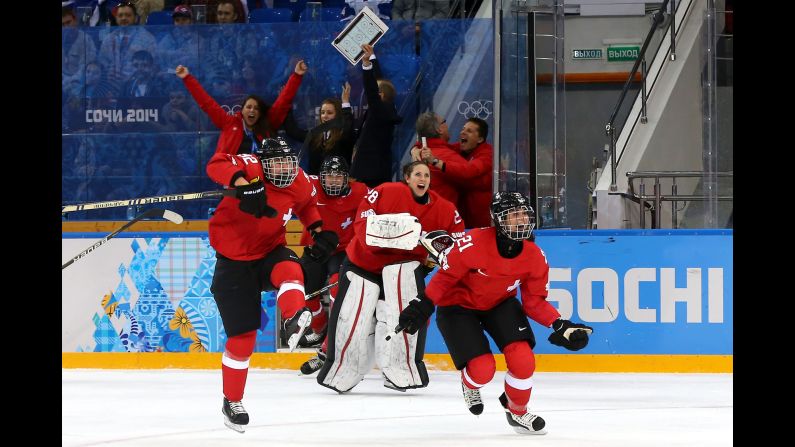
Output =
[{"x1": 349, "y1": 44, "x2": 403, "y2": 188}]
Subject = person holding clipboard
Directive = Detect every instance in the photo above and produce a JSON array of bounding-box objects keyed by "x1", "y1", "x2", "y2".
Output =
[{"x1": 349, "y1": 44, "x2": 402, "y2": 188}]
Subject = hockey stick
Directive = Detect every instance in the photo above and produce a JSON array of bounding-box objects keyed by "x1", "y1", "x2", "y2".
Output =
[
  {"x1": 62, "y1": 208, "x2": 184, "y2": 270},
  {"x1": 61, "y1": 189, "x2": 236, "y2": 214},
  {"x1": 385, "y1": 230, "x2": 457, "y2": 341},
  {"x1": 305, "y1": 281, "x2": 339, "y2": 299}
]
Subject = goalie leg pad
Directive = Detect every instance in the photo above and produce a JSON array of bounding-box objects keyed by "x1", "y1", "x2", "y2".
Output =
[
  {"x1": 376, "y1": 261, "x2": 430, "y2": 390},
  {"x1": 317, "y1": 264, "x2": 381, "y2": 393}
]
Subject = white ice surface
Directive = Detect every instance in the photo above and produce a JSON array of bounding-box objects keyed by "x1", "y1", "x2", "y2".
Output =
[{"x1": 63, "y1": 369, "x2": 732, "y2": 446}]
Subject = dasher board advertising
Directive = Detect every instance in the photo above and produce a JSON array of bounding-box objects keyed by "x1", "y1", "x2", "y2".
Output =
[{"x1": 332, "y1": 6, "x2": 389, "y2": 65}]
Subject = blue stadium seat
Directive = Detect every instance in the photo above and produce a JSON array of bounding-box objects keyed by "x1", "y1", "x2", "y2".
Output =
[
  {"x1": 273, "y1": 0, "x2": 309, "y2": 21},
  {"x1": 248, "y1": 8, "x2": 294, "y2": 23},
  {"x1": 299, "y1": 6, "x2": 344, "y2": 21},
  {"x1": 146, "y1": 10, "x2": 173, "y2": 25},
  {"x1": 322, "y1": 0, "x2": 347, "y2": 7}
]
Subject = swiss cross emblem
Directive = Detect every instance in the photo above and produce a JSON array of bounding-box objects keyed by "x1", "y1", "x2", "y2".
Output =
[
  {"x1": 507, "y1": 279, "x2": 521, "y2": 292},
  {"x1": 282, "y1": 208, "x2": 292, "y2": 226},
  {"x1": 341, "y1": 217, "x2": 353, "y2": 229}
]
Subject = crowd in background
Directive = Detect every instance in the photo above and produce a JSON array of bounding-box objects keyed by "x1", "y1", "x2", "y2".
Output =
[{"x1": 62, "y1": 0, "x2": 492, "y2": 223}]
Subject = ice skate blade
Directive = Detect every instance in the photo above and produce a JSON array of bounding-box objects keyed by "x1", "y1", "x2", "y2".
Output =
[
  {"x1": 287, "y1": 311, "x2": 313, "y2": 352},
  {"x1": 512, "y1": 426, "x2": 547, "y2": 435},
  {"x1": 224, "y1": 418, "x2": 246, "y2": 433},
  {"x1": 383, "y1": 378, "x2": 407, "y2": 392}
]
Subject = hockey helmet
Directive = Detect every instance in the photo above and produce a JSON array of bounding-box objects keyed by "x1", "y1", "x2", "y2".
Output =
[
  {"x1": 256, "y1": 137, "x2": 299, "y2": 188},
  {"x1": 319, "y1": 155, "x2": 350, "y2": 196},
  {"x1": 490, "y1": 191, "x2": 536, "y2": 240}
]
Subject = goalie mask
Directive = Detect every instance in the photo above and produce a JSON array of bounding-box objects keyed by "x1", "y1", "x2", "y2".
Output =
[
  {"x1": 320, "y1": 155, "x2": 350, "y2": 197},
  {"x1": 256, "y1": 137, "x2": 299, "y2": 188},
  {"x1": 490, "y1": 191, "x2": 536, "y2": 241}
]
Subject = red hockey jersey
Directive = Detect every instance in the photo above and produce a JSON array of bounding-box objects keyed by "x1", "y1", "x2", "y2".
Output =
[
  {"x1": 206, "y1": 152, "x2": 321, "y2": 260},
  {"x1": 346, "y1": 182, "x2": 466, "y2": 274},
  {"x1": 299, "y1": 177, "x2": 370, "y2": 254},
  {"x1": 425, "y1": 227, "x2": 560, "y2": 327}
]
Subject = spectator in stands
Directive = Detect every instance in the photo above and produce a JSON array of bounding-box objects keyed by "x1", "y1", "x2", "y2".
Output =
[
  {"x1": 120, "y1": 50, "x2": 165, "y2": 101},
  {"x1": 84, "y1": 62, "x2": 116, "y2": 101},
  {"x1": 302, "y1": 82, "x2": 356, "y2": 175},
  {"x1": 98, "y1": 2, "x2": 157, "y2": 85},
  {"x1": 120, "y1": 50, "x2": 168, "y2": 131},
  {"x1": 159, "y1": 83, "x2": 204, "y2": 131},
  {"x1": 175, "y1": 59, "x2": 307, "y2": 155},
  {"x1": 447, "y1": 117, "x2": 493, "y2": 227},
  {"x1": 411, "y1": 117, "x2": 494, "y2": 228},
  {"x1": 202, "y1": 1, "x2": 248, "y2": 78},
  {"x1": 392, "y1": 0, "x2": 450, "y2": 19},
  {"x1": 62, "y1": 7, "x2": 98, "y2": 98},
  {"x1": 156, "y1": 5, "x2": 200, "y2": 70},
  {"x1": 129, "y1": 0, "x2": 165, "y2": 25},
  {"x1": 411, "y1": 111, "x2": 463, "y2": 207},
  {"x1": 349, "y1": 44, "x2": 402, "y2": 187},
  {"x1": 208, "y1": 75, "x2": 234, "y2": 99},
  {"x1": 187, "y1": 0, "x2": 247, "y2": 24}
]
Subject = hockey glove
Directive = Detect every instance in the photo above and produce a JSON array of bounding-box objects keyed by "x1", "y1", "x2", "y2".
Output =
[
  {"x1": 397, "y1": 294, "x2": 435, "y2": 335},
  {"x1": 307, "y1": 230, "x2": 339, "y2": 263},
  {"x1": 548, "y1": 318, "x2": 593, "y2": 351},
  {"x1": 419, "y1": 230, "x2": 455, "y2": 265},
  {"x1": 236, "y1": 178, "x2": 277, "y2": 218}
]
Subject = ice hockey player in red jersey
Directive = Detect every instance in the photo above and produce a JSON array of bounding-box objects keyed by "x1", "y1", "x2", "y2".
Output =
[
  {"x1": 317, "y1": 161, "x2": 466, "y2": 393},
  {"x1": 205, "y1": 137, "x2": 338, "y2": 433},
  {"x1": 297, "y1": 155, "x2": 370, "y2": 375},
  {"x1": 396, "y1": 191, "x2": 593, "y2": 435}
]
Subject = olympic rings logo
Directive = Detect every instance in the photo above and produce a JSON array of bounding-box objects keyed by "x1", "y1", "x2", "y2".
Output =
[
  {"x1": 457, "y1": 100, "x2": 493, "y2": 119},
  {"x1": 220, "y1": 104, "x2": 242, "y2": 116}
]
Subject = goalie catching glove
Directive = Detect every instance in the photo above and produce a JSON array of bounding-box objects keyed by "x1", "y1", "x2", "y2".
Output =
[
  {"x1": 397, "y1": 293, "x2": 435, "y2": 335},
  {"x1": 548, "y1": 318, "x2": 593, "y2": 351},
  {"x1": 305, "y1": 230, "x2": 339, "y2": 263},
  {"x1": 419, "y1": 230, "x2": 455, "y2": 265},
  {"x1": 236, "y1": 177, "x2": 277, "y2": 218}
]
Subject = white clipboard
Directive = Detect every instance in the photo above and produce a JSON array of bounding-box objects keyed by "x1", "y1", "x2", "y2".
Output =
[{"x1": 331, "y1": 6, "x2": 389, "y2": 65}]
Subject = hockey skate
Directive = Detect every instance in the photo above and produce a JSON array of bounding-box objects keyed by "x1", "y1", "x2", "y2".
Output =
[
  {"x1": 281, "y1": 307, "x2": 313, "y2": 352},
  {"x1": 498, "y1": 392, "x2": 547, "y2": 435},
  {"x1": 382, "y1": 373, "x2": 407, "y2": 392},
  {"x1": 461, "y1": 382, "x2": 484, "y2": 415},
  {"x1": 299, "y1": 350, "x2": 326, "y2": 376},
  {"x1": 298, "y1": 325, "x2": 326, "y2": 348},
  {"x1": 222, "y1": 397, "x2": 249, "y2": 433}
]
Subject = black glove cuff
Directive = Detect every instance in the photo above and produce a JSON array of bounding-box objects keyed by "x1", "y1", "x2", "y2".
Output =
[
  {"x1": 417, "y1": 293, "x2": 435, "y2": 315},
  {"x1": 307, "y1": 220, "x2": 323, "y2": 232},
  {"x1": 229, "y1": 171, "x2": 247, "y2": 188}
]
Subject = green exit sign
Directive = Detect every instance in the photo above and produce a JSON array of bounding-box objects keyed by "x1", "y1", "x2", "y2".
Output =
[
  {"x1": 572, "y1": 49, "x2": 603, "y2": 60},
  {"x1": 607, "y1": 46, "x2": 641, "y2": 62}
]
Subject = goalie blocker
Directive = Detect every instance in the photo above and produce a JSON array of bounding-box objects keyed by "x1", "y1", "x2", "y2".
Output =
[{"x1": 317, "y1": 259, "x2": 430, "y2": 393}]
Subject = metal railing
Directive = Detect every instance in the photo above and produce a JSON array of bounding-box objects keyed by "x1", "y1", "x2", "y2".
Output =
[
  {"x1": 605, "y1": 0, "x2": 676, "y2": 191},
  {"x1": 626, "y1": 171, "x2": 732, "y2": 228}
]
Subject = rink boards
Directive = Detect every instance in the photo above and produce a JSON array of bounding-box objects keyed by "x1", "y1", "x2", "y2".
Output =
[{"x1": 62, "y1": 228, "x2": 732, "y2": 372}]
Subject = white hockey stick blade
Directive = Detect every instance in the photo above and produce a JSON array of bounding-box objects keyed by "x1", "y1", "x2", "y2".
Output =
[{"x1": 161, "y1": 210, "x2": 184, "y2": 224}]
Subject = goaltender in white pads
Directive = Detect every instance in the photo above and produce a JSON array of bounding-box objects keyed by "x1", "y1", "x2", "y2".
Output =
[
  {"x1": 318, "y1": 213, "x2": 436, "y2": 392},
  {"x1": 320, "y1": 213, "x2": 427, "y2": 392}
]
